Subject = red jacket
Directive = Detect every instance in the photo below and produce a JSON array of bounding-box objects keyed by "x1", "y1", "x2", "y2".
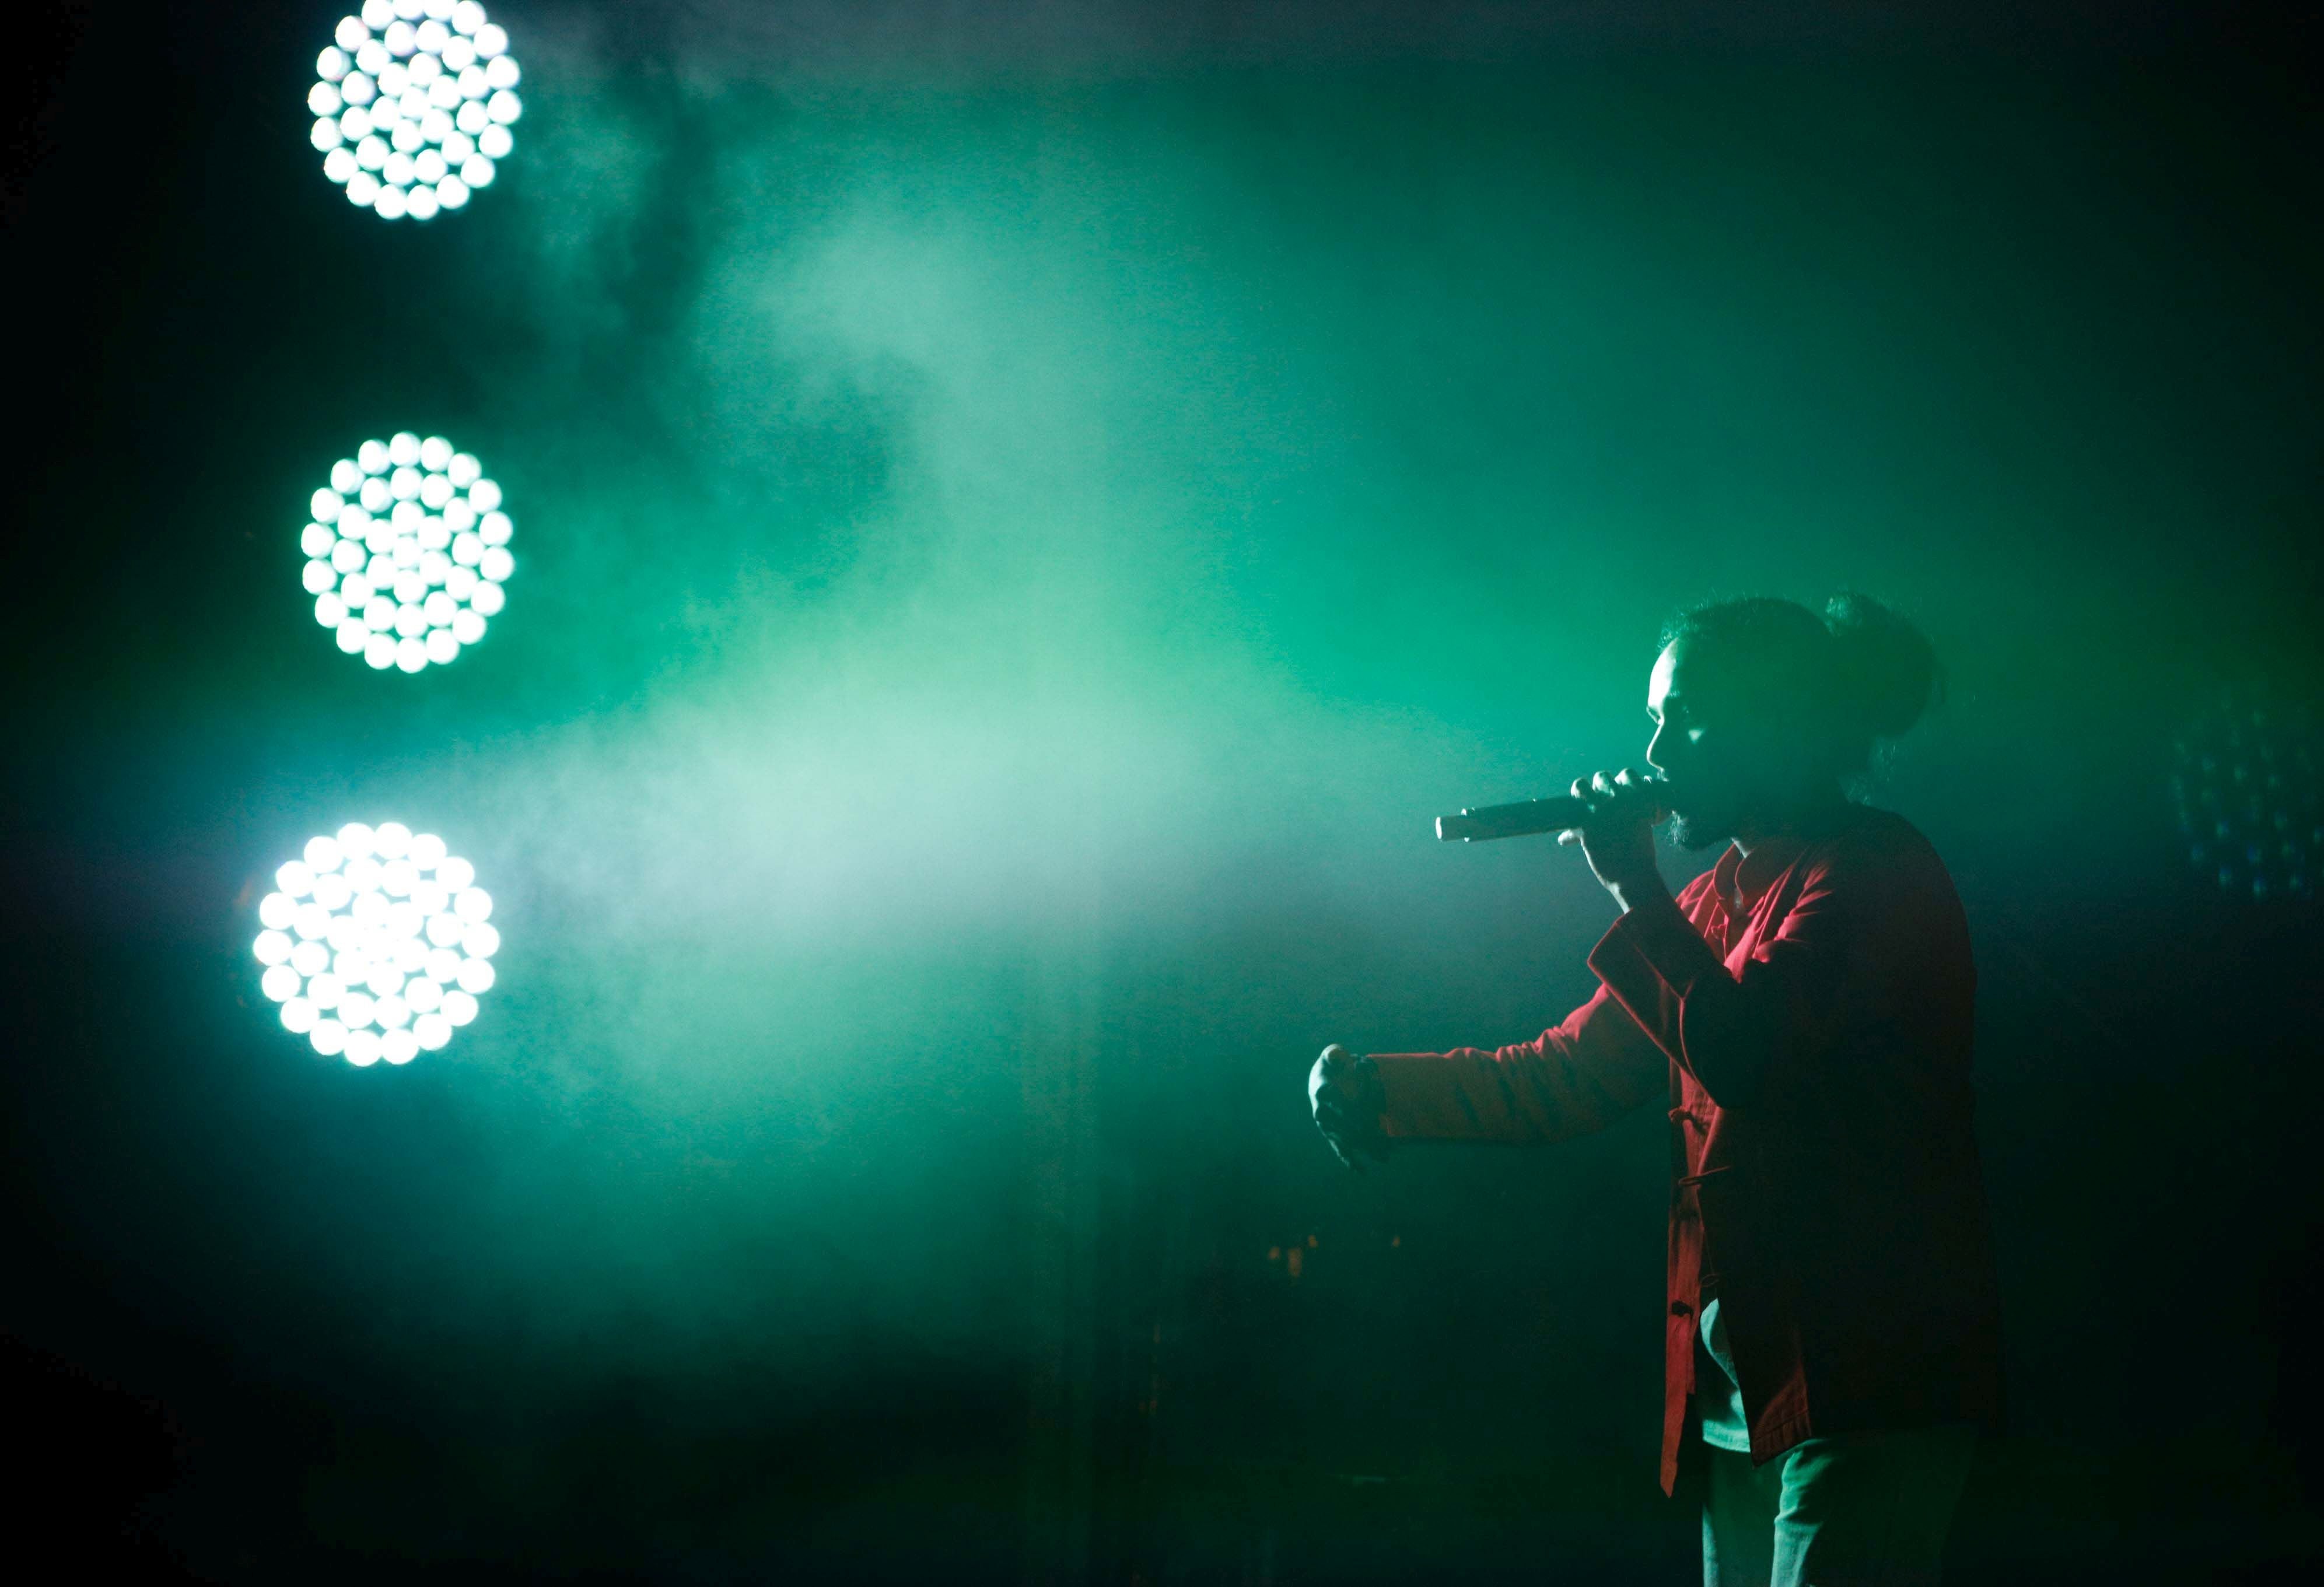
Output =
[{"x1": 1370, "y1": 804, "x2": 2004, "y2": 1494}]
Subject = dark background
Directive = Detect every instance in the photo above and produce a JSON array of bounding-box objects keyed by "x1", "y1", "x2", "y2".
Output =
[{"x1": 5, "y1": 2, "x2": 2323, "y2": 1582}]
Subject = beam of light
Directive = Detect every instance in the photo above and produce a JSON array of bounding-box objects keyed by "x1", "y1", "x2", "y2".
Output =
[
  {"x1": 256, "y1": 823, "x2": 498, "y2": 1066},
  {"x1": 313, "y1": 0, "x2": 520, "y2": 221},
  {"x1": 302, "y1": 432, "x2": 513, "y2": 673}
]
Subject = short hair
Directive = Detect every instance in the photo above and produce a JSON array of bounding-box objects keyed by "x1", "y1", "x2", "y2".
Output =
[{"x1": 1660, "y1": 592, "x2": 1943, "y2": 782}]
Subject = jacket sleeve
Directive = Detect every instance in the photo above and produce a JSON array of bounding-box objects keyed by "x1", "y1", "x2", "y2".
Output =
[
  {"x1": 1584, "y1": 863, "x2": 1854, "y2": 1110},
  {"x1": 1368, "y1": 980, "x2": 1668, "y2": 1145}
]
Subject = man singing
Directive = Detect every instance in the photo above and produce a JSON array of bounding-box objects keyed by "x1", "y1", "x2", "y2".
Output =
[{"x1": 1309, "y1": 594, "x2": 2004, "y2": 1587}]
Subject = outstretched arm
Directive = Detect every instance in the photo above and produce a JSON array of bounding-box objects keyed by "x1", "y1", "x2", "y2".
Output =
[
  {"x1": 1373, "y1": 980, "x2": 1669, "y2": 1143},
  {"x1": 1310, "y1": 979, "x2": 1667, "y2": 1162}
]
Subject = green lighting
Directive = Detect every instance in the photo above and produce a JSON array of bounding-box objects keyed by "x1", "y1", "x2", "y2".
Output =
[
  {"x1": 255, "y1": 822, "x2": 497, "y2": 1067},
  {"x1": 303, "y1": 432, "x2": 512, "y2": 672}
]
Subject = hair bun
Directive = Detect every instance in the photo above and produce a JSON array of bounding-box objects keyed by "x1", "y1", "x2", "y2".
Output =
[{"x1": 1822, "y1": 592, "x2": 1941, "y2": 740}]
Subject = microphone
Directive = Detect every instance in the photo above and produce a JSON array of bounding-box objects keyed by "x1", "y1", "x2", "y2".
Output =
[{"x1": 1434, "y1": 783, "x2": 1668, "y2": 843}]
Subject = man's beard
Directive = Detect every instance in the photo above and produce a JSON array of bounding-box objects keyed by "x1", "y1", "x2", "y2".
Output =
[{"x1": 1665, "y1": 808, "x2": 1727, "y2": 852}]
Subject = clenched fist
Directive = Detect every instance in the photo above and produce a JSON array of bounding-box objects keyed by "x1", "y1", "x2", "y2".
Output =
[{"x1": 1308, "y1": 1043, "x2": 1390, "y2": 1172}]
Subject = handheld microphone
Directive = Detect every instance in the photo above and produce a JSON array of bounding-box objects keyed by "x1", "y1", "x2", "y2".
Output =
[{"x1": 1434, "y1": 783, "x2": 1669, "y2": 843}]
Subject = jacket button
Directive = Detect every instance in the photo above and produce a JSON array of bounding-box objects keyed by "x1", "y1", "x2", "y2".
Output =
[{"x1": 1670, "y1": 1299, "x2": 1692, "y2": 1317}]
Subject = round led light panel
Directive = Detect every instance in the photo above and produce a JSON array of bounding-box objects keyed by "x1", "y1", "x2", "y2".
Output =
[
  {"x1": 254, "y1": 822, "x2": 500, "y2": 1066},
  {"x1": 312, "y1": 0, "x2": 522, "y2": 220},
  {"x1": 301, "y1": 432, "x2": 514, "y2": 672},
  {"x1": 2171, "y1": 684, "x2": 2318, "y2": 903}
]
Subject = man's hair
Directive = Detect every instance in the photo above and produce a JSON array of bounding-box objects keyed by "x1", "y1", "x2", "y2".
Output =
[{"x1": 1660, "y1": 592, "x2": 1943, "y2": 784}]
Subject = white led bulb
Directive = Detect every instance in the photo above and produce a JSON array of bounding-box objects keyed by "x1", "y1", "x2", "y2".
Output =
[
  {"x1": 302, "y1": 433, "x2": 513, "y2": 672},
  {"x1": 257, "y1": 824, "x2": 497, "y2": 1065},
  {"x1": 313, "y1": 2, "x2": 520, "y2": 219}
]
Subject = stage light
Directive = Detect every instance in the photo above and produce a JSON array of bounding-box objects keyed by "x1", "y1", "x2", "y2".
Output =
[
  {"x1": 2172, "y1": 685, "x2": 2319, "y2": 903},
  {"x1": 301, "y1": 433, "x2": 513, "y2": 672},
  {"x1": 312, "y1": 1, "x2": 522, "y2": 221},
  {"x1": 255, "y1": 823, "x2": 499, "y2": 1066}
]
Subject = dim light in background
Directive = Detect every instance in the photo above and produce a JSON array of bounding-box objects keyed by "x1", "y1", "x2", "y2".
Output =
[
  {"x1": 254, "y1": 822, "x2": 499, "y2": 1067},
  {"x1": 2173, "y1": 685, "x2": 2319, "y2": 903},
  {"x1": 311, "y1": 0, "x2": 521, "y2": 222},
  {"x1": 301, "y1": 432, "x2": 513, "y2": 672}
]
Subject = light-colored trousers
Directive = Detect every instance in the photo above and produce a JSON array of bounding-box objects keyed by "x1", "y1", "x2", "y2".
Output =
[{"x1": 1701, "y1": 1420, "x2": 1978, "y2": 1587}]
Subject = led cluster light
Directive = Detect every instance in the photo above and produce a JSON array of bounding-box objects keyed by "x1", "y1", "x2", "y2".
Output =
[
  {"x1": 302, "y1": 432, "x2": 513, "y2": 672},
  {"x1": 311, "y1": 0, "x2": 521, "y2": 220},
  {"x1": 2172, "y1": 685, "x2": 2318, "y2": 902},
  {"x1": 256, "y1": 823, "x2": 498, "y2": 1066}
]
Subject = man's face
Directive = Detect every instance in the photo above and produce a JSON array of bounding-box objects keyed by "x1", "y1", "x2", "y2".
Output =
[{"x1": 1644, "y1": 637, "x2": 1780, "y2": 850}]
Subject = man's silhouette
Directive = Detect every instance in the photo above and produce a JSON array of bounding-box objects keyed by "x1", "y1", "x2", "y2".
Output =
[{"x1": 1311, "y1": 594, "x2": 2003, "y2": 1587}]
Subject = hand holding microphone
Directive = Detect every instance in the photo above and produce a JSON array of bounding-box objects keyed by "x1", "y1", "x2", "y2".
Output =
[
  {"x1": 1434, "y1": 767, "x2": 1671, "y2": 910},
  {"x1": 1556, "y1": 768, "x2": 1668, "y2": 909}
]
